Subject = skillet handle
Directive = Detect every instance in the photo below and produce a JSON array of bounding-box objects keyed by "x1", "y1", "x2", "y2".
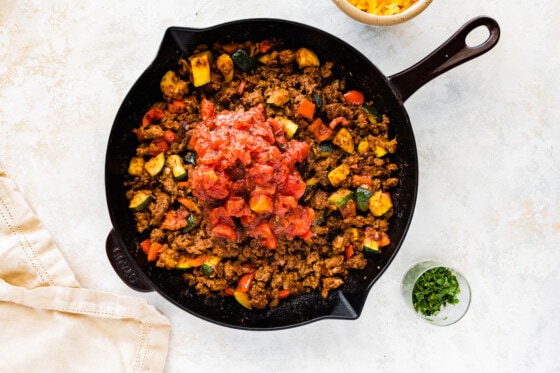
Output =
[
  {"x1": 388, "y1": 16, "x2": 500, "y2": 103},
  {"x1": 106, "y1": 230, "x2": 153, "y2": 292}
]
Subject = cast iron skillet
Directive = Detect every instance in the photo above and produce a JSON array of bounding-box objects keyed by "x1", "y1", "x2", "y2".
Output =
[{"x1": 105, "y1": 17, "x2": 499, "y2": 330}]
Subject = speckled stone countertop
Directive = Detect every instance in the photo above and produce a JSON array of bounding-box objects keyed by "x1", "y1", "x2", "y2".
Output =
[{"x1": 1, "y1": 1, "x2": 559, "y2": 372}]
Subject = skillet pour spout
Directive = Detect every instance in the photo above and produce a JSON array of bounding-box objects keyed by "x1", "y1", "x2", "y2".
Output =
[{"x1": 105, "y1": 16, "x2": 500, "y2": 330}]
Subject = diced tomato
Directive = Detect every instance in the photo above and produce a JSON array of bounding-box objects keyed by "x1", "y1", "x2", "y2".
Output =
[
  {"x1": 209, "y1": 206, "x2": 235, "y2": 228},
  {"x1": 200, "y1": 98, "x2": 215, "y2": 121},
  {"x1": 343, "y1": 90, "x2": 365, "y2": 106},
  {"x1": 148, "y1": 138, "x2": 169, "y2": 156},
  {"x1": 188, "y1": 103, "x2": 316, "y2": 249},
  {"x1": 279, "y1": 174, "x2": 306, "y2": 200},
  {"x1": 274, "y1": 195, "x2": 297, "y2": 216},
  {"x1": 236, "y1": 272, "x2": 255, "y2": 293},
  {"x1": 297, "y1": 99, "x2": 315, "y2": 120},
  {"x1": 225, "y1": 196, "x2": 251, "y2": 217},
  {"x1": 142, "y1": 108, "x2": 164, "y2": 127},
  {"x1": 307, "y1": 118, "x2": 333, "y2": 142},
  {"x1": 300, "y1": 229, "x2": 313, "y2": 241},
  {"x1": 191, "y1": 167, "x2": 231, "y2": 201},
  {"x1": 161, "y1": 130, "x2": 177, "y2": 144},
  {"x1": 212, "y1": 224, "x2": 237, "y2": 241},
  {"x1": 248, "y1": 164, "x2": 275, "y2": 187}
]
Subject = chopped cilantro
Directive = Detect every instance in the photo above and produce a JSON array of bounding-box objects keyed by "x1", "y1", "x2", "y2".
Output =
[{"x1": 412, "y1": 267, "x2": 461, "y2": 317}]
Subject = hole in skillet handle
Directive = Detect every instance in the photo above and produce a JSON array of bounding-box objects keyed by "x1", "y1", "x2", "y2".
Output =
[
  {"x1": 388, "y1": 16, "x2": 500, "y2": 103},
  {"x1": 106, "y1": 229, "x2": 153, "y2": 292}
]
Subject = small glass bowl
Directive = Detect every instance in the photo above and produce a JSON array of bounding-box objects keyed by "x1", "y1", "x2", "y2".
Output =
[{"x1": 401, "y1": 260, "x2": 471, "y2": 326}]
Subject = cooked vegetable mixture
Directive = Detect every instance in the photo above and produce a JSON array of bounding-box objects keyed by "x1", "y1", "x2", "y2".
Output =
[{"x1": 125, "y1": 38, "x2": 399, "y2": 309}]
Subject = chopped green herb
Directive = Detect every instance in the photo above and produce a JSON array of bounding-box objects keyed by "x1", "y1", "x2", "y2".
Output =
[{"x1": 412, "y1": 267, "x2": 460, "y2": 317}]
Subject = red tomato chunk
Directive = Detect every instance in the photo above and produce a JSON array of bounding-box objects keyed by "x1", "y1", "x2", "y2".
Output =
[{"x1": 188, "y1": 100, "x2": 314, "y2": 248}]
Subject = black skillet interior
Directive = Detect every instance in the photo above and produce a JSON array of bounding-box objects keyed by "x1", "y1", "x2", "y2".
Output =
[{"x1": 105, "y1": 19, "x2": 418, "y2": 330}]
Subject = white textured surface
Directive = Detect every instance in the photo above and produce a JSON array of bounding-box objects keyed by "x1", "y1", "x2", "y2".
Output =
[{"x1": 1, "y1": 1, "x2": 559, "y2": 372}]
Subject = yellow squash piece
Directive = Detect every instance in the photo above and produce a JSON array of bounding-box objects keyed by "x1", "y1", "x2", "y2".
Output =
[
  {"x1": 275, "y1": 117, "x2": 299, "y2": 139},
  {"x1": 234, "y1": 290, "x2": 252, "y2": 310},
  {"x1": 328, "y1": 164, "x2": 351, "y2": 186},
  {"x1": 333, "y1": 128, "x2": 354, "y2": 154},
  {"x1": 160, "y1": 70, "x2": 188, "y2": 100},
  {"x1": 295, "y1": 48, "x2": 320, "y2": 69},
  {"x1": 128, "y1": 156, "x2": 145, "y2": 176},
  {"x1": 216, "y1": 53, "x2": 234, "y2": 82},
  {"x1": 144, "y1": 152, "x2": 165, "y2": 177},
  {"x1": 368, "y1": 190, "x2": 393, "y2": 217},
  {"x1": 190, "y1": 51, "x2": 213, "y2": 87}
]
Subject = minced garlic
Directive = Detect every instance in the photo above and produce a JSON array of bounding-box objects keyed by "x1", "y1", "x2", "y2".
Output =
[{"x1": 346, "y1": 0, "x2": 418, "y2": 16}]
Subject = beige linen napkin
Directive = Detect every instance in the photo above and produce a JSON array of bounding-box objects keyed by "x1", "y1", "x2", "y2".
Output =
[{"x1": 0, "y1": 167, "x2": 170, "y2": 373}]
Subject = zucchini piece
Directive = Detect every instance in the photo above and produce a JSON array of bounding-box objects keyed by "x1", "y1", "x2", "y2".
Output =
[
  {"x1": 313, "y1": 93, "x2": 323, "y2": 110},
  {"x1": 201, "y1": 256, "x2": 221, "y2": 277},
  {"x1": 266, "y1": 89, "x2": 290, "y2": 107},
  {"x1": 333, "y1": 128, "x2": 354, "y2": 154},
  {"x1": 312, "y1": 209, "x2": 328, "y2": 226},
  {"x1": 302, "y1": 177, "x2": 319, "y2": 201},
  {"x1": 328, "y1": 164, "x2": 351, "y2": 186},
  {"x1": 295, "y1": 48, "x2": 320, "y2": 68},
  {"x1": 355, "y1": 187, "x2": 373, "y2": 211},
  {"x1": 362, "y1": 104, "x2": 380, "y2": 124},
  {"x1": 368, "y1": 191, "x2": 393, "y2": 217},
  {"x1": 189, "y1": 50, "x2": 213, "y2": 87},
  {"x1": 144, "y1": 152, "x2": 165, "y2": 177},
  {"x1": 327, "y1": 189, "x2": 354, "y2": 209},
  {"x1": 128, "y1": 157, "x2": 145, "y2": 176},
  {"x1": 345, "y1": 227, "x2": 360, "y2": 242},
  {"x1": 362, "y1": 237, "x2": 381, "y2": 255},
  {"x1": 129, "y1": 190, "x2": 152, "y2": 212},
  {"x1": 181, "y1": 214, "x2": 199, "y2": 233},
  {"x1": 313, "y1": 142, "x2": 333, "y2": 158},
  {"x1": 231, "y1": 49, "x2": 256, "y2": 72},
  {"x1": 183, "y1": 152, "x2": 197, "y2": 166},
  {"x1": 167, "y1": 154, "x2": 188, "y2": 180},
  {"x1": 276, "y1": 117, "x2": 299, "y2": 139},
  {"x1": 216, "y1": 53, "x2": 234, "y2": 82}
]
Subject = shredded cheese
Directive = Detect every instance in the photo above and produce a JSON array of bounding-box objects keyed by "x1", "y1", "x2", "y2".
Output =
[{"x1": 346, "y1": 0, "x2": 418, "y2": 16}]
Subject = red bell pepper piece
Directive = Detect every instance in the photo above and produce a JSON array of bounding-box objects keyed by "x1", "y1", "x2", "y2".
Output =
[
  {"x1": 297, "y1": 98, "x2": 316, "y2": 120},
  {"x1": 343, "y1": 90, "x2": 364, "y2": 106},
  {"x1": 142, "y1": 108, "x2": 164, "y2": 127},
  {"x1": 236, "y1": 272, "x2": 255, "y2": 293}
]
